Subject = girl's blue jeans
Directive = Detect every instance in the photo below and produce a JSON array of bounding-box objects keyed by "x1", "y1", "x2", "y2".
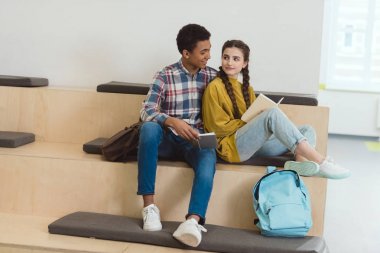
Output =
[
  {"x1": 236, "y1": 108, "x2": 316, "y2": 161},
  {"x1": 137, "y1": 121, "x2": 216, "y2": 224}
]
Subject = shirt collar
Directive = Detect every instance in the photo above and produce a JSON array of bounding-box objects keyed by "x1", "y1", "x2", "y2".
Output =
[{"x1": 178, "y1": 59, "x2": 204, "y2": 76}]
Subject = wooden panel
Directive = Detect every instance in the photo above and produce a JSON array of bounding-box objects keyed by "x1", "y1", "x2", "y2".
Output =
[
  {"x1": 0, "y1": 142, "x2": 326, "y2": 236},
  {"x1": 0, "y1": 87, "x2": 328, "y2": 154},
  {"x1": 0, "y1": 86, "x2": 328, "y2": 237},
  {"x1": 0, "y1": 86, "x2": 145, "y2": 143},
  {"x1": 280, "y1": 104, "x2": 329, "y2": 155}
]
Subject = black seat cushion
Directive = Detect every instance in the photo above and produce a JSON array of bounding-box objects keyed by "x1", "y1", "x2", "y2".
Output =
[
  {"x1": 49, "y1": 212, "x2": 328, "y2": 253},
  {"x1": 82, "y1": 137, "x2": 108, "y2": 154},
  {"x1": 96, "y1": 82, "x2": 318, "y2": 106},
  {"x1": 217, "y1": 153, "x2": 294, "y2": 167},
  {"x1": 256, "y1": 91, "x2": 318, "y2": 106},
  {"x1": 97, "y1": 81, "x2": 149, "y2": 95},
  {"x1": 0, "y1": 131, "x2": 35, "y2": 148},
  {"x1": 0, "y1": 75, "x2": 48, "y2": 87},
  {"x1": 83, "y1": 138, "x2": 293, "y2": 167}
]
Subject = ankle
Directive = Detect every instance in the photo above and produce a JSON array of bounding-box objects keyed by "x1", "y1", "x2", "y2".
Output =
[
  {"x1": 319, "y1": 156, "x2": 331, "y2": 165},
  {"x1": 187, "y1": 215, "x2": 200, "y2": 223},
  {"x1": 295, "y1": 141, "x2": 324, "y2": 164},
  {"x1": 143, "y1": 194, "x2": 154, "y2": 207},
  {"x1": 317, "y1": 157, "x2": 325, "y2": 165}
]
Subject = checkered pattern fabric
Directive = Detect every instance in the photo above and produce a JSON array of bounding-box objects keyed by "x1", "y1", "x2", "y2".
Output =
[{"x1": 140, "y1": 60, "x2": 217, "y2": 129}]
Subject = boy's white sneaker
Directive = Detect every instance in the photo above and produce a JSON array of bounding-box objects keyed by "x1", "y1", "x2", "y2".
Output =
[
  {"x1": 284, "y1": 160, "x2": 320, "y2": 176},
  {"x1": 173, "y1": 218, "x2": 207, "y2": 247},
  {"x1": 142, "y1": 204, "x2": 162, "y2": 231},
  {"x1": 316, "y1": 157, "x2": 351, "y2": 179}
]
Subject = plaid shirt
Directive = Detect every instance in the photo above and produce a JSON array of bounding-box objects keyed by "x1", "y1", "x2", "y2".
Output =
[{"x1": 140, "y1": 60, "x2": 217, "y2": 130}]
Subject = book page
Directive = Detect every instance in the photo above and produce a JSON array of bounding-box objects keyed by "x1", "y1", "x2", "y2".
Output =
[
  {"x1": 241, "y1": 94, "x2": 283, "y2": 122},
  {"x1": 168, "y1": 127, "x2": 179, "y2": 136}
]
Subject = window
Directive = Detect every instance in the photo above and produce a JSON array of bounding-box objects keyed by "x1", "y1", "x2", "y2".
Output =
[{"x1": 321, "y1": 0, "x2": 380, "y2": 92}]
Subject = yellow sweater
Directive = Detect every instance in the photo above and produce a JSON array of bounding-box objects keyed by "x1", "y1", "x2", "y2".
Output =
[{"x1": 202, "y1": 77, "x2": 256, "y2": 162}]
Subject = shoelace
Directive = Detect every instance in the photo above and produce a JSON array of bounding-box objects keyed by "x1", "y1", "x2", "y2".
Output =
[
  {"x1": 326, "y1": 156, "x2": 335, "y2": 163},
  {"x1": 143, "y1": 207, "x2": 158, "y2": 222},
  {"x1": 196, "y1": 224, "x2": 207, "y2": 233}
]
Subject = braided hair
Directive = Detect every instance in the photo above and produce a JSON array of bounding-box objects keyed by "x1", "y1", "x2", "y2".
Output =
[{"x1": 218, "y1": 40, "x2": 251, "y2": 119}]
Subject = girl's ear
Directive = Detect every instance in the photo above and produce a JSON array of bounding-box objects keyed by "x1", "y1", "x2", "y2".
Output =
[{"x1": 243, "y1": 61, "x2": 248, "y2": 69}]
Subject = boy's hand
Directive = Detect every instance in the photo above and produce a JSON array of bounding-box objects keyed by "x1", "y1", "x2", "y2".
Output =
[{"x1": 165, "y1": 117, "x2": 199, "y2": 141}]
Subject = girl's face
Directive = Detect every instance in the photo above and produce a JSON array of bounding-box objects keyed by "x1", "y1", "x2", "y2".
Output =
[{"x1": 221, "y1": 47, "x2": 248, "y2": 79}]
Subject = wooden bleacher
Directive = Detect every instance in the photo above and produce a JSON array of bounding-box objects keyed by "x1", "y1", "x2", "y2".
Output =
[{"x1": 0, "y1": 85, "x2": 329, "y2": 253}]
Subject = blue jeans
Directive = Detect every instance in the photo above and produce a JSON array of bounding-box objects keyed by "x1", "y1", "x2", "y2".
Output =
[
  {"x1": 236, "y1": 108, "x2": 316, "y2": 161},
  {"x1": 137, "y1": 122, "x2": 216, "y2": 224}
]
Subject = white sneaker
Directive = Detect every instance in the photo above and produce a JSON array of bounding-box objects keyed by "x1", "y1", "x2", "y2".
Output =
[
  {"x1": 316, "y1": 157, "x2": 351, "y2": 179},
  {"x1": 284, "y1": 160, "x2": 320, "y2": 176},
  {"x1": 173, "y1": 218, "x2": 207, "y2": 247},
  {"x1": 142, "y1": 204, "x2": 162, "y2": 231}
]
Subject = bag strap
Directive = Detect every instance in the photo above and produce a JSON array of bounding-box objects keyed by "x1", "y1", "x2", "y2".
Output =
[{"x1": 266, "y1": 166, "x2": 277, "y2": 174}]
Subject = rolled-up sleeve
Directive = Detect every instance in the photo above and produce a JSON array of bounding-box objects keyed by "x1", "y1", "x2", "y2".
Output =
[{"x1": 140, "y1": 74, "x2": 169, "y2": 125}]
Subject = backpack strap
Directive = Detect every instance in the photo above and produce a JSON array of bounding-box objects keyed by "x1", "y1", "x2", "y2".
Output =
[
  {"x1": 254, "y1": 169, "x2": 301, "y2": 201},
  {"x1": 266, "y1": 166, "x2": 277, "y2": 174},
  {"x1": 287, "y1": 170, "x2": 301, "y2": 187}
]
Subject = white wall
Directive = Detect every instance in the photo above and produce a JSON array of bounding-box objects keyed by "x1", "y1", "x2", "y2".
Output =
[
  {"x1": 0, "y1": 0, "x2": 324, "y2": 93},
  {"x1": 318, "y1": 0, "x2": 380, "y2": 138},
  {"x1": 319, "y1": 90, "x2": 380, "y2": 138}
]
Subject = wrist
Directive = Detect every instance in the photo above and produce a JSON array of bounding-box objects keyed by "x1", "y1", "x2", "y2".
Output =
[{"x1": 163, "y1": 117, "x2": 175, "y2": 127}]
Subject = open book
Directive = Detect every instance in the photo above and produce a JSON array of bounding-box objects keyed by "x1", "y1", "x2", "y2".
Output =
[
  {"x1": 241, "y1": 93, "x2": 284, "y2": 122},
  {"x1": 194, "y1": 132, "x2": 217, "y2": 149}
]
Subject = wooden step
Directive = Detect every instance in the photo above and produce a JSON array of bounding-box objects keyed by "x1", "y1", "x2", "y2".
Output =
[
  {"x1": 0, "y1": 86, "x2": 328, "y2": 154},
  {"x1": 0, "y1": 141, "x2": 326, "y2": 236},
  {"x1": 0, "y1": 85, "x2": 329, "y2": 241},
  {"x1": 0, "y1": 212, "x2": 206, "y2": 253},
  {"x1": 0, "y1": 86, "x2": 145, "y2": 144}
]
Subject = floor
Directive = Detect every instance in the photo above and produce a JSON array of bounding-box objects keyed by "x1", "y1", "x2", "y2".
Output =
[{"x1": 324, "y1": 134, "x2": 380, "y2": 253}]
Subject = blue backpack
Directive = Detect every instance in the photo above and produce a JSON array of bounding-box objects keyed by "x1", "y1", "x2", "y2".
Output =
[{"x1": 253, "y1": 167, "x2": 312, "y2": 237}]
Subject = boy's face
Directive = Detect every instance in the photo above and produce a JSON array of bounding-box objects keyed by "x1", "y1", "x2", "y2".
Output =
[{"x1": 183, "y1": 40, "x2": 211, "y2": 71}]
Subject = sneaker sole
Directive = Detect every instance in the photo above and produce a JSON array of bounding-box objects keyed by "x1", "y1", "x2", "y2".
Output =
[
  {"x1": 173, "y1": 232, "x2": 199, "y2": 247},
  {"x1": 315, "y1": 170, "x2": 351, "y2": 180},
  {"x1": 284, "y1": 161, "x2": 319, "y2": 177},
  {"x1": 143, "y1": 223, "x2": 162, "y2": 231}
]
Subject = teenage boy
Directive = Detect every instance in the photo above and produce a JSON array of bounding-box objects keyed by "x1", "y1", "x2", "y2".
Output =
[{"x1": 137, "y1": 24, "x2": 217, "y2": 247}]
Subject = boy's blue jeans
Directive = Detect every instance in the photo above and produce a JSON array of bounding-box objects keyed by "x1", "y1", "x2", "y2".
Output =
[
  {"x1": 137, "y1": 122, "x2": 216, "y2": 224},
  {"x1": 236, "y1": 108, "x2": 317, "y2": 161}
]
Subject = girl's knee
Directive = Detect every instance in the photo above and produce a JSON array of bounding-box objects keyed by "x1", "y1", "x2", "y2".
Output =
[
  {"x1": 299, "y1": 125, "x2": 316, "y2": 147},
  {"x1": 266, "y1": 107, "x2": 281, "y2": 115},
  {"x1": 263, "y1": 107, "x2": 284, "y2": 120}
]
